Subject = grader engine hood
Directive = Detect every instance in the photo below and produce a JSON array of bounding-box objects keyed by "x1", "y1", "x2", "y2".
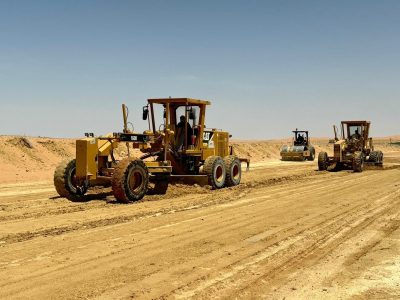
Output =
[{"x1": 333, "y1": 140, "x2": 345, "y2": 159}]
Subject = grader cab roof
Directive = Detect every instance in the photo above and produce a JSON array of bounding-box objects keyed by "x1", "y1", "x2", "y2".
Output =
[
  {"x1": 341, "y1": 121, "x2": 370, "y2": 125},
  {"x1": 147, "y1": 98, "x2": 211, "y2": 106},
  {"x1": 292, "y1": 130, "x2": 309, "y2": 134}
]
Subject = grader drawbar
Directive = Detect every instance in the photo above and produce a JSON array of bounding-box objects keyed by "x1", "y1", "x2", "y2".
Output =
[
  {"x1": 54, "y1": 98, "x2": 250, "y2": 202},
  {"x1": 318, "y1": 121, "x2": 383, "y2": 172}
]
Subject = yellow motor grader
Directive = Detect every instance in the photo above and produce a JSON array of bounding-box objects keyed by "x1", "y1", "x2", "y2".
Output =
[
  {"x1": 54, "y1": 98, "x2": 249, "y2": 202},
  {"x1": 318, "y1": 120, "x2": 383, "y2": 172}
]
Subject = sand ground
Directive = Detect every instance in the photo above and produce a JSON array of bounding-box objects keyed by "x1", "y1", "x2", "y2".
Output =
[{"x1": 0, "y1": 136, "x2": 400, "y2": 299}]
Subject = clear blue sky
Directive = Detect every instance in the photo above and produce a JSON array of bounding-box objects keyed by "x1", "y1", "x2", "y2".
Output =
[{"x1": 0, "y1": 0, "x2": 399, "y2": 139}]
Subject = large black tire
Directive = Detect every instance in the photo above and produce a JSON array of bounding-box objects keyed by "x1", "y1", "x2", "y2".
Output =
[
  {"x1": 224, "y1": 155, "x2": 241, "y2": 187},
  {"x1": 203, "y1": 156, "x2": 226, "y2": 189},
  {"x1": 378, "y1": 151, "x2": 384, "y2": 164},
  {"x1": 308, "y1": 148, "x2": 316, "y2": 161},
  {"x1": 318, "y1": 152, "x2": 328, "y2": 171},
  {"x1": 353, "y1": 152, "x2": 364, "y2": 173},
  {"x1": 54, "y1": 159, "x2": 87, "y2": 201},
  {"x1": 112, "y1": 158, "x2": 149, "y2": 203},
  {"x1": 369, "y1": 151, "x2": 384, "y2": 164},
  {"x1": 369, "y1": 151, "x2": 378, "y2": 162}
]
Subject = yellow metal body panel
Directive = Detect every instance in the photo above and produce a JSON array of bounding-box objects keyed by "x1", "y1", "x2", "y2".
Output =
[
  {"x1": 184, "y1": 150, "x2": 202, "y2": 156},
  {"x1": 144, "y1": 161, "x2": 172, "y2": 173},
  {"x1": 214, "y1": 131, "x2": 229, "y2": 158},
  {"x1": 201, "y1": 148, "x2": 215, "y2": 160},
  {"x1": 145, "y1": 161, "x2": 171, "y2": 167},
  {"x1": 98, "y1": 140, "x2": 118, "y2": 156},
  {"x1": 334, "y1": 140, "x2": 345, "y2": 161},
  {"x1": 76, "y1": 138, "x2": 98, "y2": 180},
  {"x1": 201, "y1": 130, "x2": 230, "y2": 160}
]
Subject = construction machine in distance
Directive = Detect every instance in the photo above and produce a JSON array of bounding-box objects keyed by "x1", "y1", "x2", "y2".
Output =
[
  {"x1": 54, "y1": 98, "x2": 250, "y2": 203},
  {"x1": 280, "y1": 130, "x2": 315, "y2": 161},
  {"x1": 318, "y1": 121, "x2": 383, "y2": 172}
]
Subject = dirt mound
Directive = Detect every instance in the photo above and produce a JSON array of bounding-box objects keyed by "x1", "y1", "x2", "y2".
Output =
[
  {"x1": 0, "y1": 136, "x2": 76, "y2": 183},
  {"x1": 7, "y1": 136, "x2": 34, "y2": 149}
]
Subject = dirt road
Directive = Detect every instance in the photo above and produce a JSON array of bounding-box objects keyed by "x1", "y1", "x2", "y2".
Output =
[{"x1": 1, "y1": 159, "x2": 400, "y2": 299}]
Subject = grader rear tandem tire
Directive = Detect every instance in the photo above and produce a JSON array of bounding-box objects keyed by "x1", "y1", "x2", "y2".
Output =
[
  {"x1": 224, "y1": 155, "x2": 242, "y2": 187},
  {"x1": 203, "y1": 156, "x2": 226, "y2": 189}
]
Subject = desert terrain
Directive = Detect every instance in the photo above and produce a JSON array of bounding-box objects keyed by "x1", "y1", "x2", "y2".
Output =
[{"x1": 0, "y1": 135, "x2": 400, "y2": 299}]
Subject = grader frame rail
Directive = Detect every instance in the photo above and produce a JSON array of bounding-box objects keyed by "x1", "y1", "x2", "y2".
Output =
[{"x1": 54, "y1": 98, "x2": 250, "y2": 202}]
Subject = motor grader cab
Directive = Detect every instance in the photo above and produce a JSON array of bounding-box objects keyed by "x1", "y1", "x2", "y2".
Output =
[
  {"x1": 54, "y1": 98, "x2": 248, "y2": 203},
  {"x1": 318, "y1": 121, "x2": 383, "y2": 172},
  {"x1": 280, "y1": 130, "x2": 315, "y2": 161}
]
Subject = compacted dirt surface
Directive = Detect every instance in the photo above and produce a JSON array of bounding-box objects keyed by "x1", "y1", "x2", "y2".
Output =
[{"x1": 0, "y1": 136, "x2": 400, "y2": 299}]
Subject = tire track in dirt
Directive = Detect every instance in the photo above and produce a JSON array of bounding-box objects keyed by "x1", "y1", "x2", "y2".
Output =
[
  {"x1": 173, "y1": 190, "x2": 400, "y2": 299},
  {"x1": 47, "y1": 172, "x2": 396, "y2": 296},
  {"x1": 0, "y1": 169, "x2": 372, "y2": 244},
  {"x1": 0, "y1": 167, "x2": 399, "y2": 299},
  {"x1": 0, "y1": 169, "x2": 388, "y2": 249},
  {"x1": 0, "y1": 171, "x2": 380, "y2": 298}
]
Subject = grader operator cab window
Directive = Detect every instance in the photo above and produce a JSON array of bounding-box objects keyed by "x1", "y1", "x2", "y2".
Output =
[
  {"x1": 295, "y1": 134, "x2": 305, "y2": 145},
  {"x1": 293, "y1": 131, "x2": 308, "y2": 146},
  {"x1": 174, "y1": 105, "x2": 198, "y2": 150},
  {"x1": 348, "y1": 125, "x2": 362, "y2": 140}
]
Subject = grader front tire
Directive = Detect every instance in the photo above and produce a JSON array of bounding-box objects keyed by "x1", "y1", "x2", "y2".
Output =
[
  {"x1": 369, "y1": 151, "x2": 384, "y2": 164},
  {"x1": 54, "y1": 159, "x2": 87, "y2": 201},
  {"x1": 318, "y1": 152, "x2": 329, "y2": 171},
  {"x1": 308, "y1": 148, "x2": 316, "y2": 161},
  {"x1": 353, "y1": 152, "x2": 364, "y2": 173},
  {"x1": 112, "y1": 159, "x2": 149, "y2": 203}
]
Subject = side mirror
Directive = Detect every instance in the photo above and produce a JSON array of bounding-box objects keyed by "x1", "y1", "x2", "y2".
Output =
[
  {"x1": 189, "y1": 108, "x2": 197, "y2": 120},
  {"x1": 142, "y1": 106, "x2": 149, "y2": 120}
]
